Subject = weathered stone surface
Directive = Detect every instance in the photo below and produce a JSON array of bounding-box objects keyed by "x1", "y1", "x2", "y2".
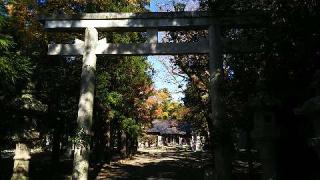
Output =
[
  {"x1": 179, "y1": 137, "x2": 182, "y2": 145},
  {"x1": 48, "y1": 39, "x2": 261, "y2": 56},
  {"x1": 11, "y1": 143, "x2": 30, "y2": 180},
  {"x1": 72, "y1": 27, "x2": 98, "y2": 180},
  {"x1": 43, "y1": 12, "x2": 263, "y2": 31},
  {"x1": 157, "y1": 136, "x2": 163, "y2": 147},
  {"x1": 146, "y1": 29, "x2": 158, "y2": 43},
  {"x1": 48, "y1": 41, "x2": 209, "y2": 55},
  {"x1": 45, "y1": 18, "x2": 210, "y2": 31},
  {"x1": 209, "y1": 24, "x2": 233, "y2": 180},
  {"x1": 42, "y1": 12, "x2": 211, "y2": 20}
]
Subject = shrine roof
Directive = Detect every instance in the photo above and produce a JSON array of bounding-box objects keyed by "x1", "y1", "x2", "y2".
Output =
[{"x1": 147, "y1": 119, "x2": 192, "y2": 135}]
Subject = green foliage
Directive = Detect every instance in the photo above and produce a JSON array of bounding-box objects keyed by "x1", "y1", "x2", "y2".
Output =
[
  {"x1": 174, "y1": 3, "x2": 186, "y2": 12},
  {"x1": 72, "y1": 128, "x2": 91, "y2": 148},
  {"x1": 107, "y1": 92, "x2": 123, "y2": 107},
  {"x1": 0, "y1": 3, "x2": 14, "y2": 50},
  {"x1": 0, "y1": 35, "x2": 13, "y2": 50},
  {"x1": 0, "y1": 53, "x2": 32, "y2": 84},
  {"x1": 0, "y1": 2, "x2": 33, "y2": 101},
  {"x1": 121, "y1": 117, "x2": 141, "y2": 138},
  {"x1": 0, "y1": 2, "x2": 6, "y2": 25}
]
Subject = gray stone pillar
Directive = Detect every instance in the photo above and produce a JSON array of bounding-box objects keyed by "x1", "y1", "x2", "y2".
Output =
[
  {"x1": 147, "y1": 29, "x2": 158, "y2": 43},
  {"x1": 209, "y1": 24, "x2": 232, "y2": 180},
  {"x1": 11, "y1": 143, "x2": 31, "y2": 180},
  {"x1": 252, "y1": 111, "x2": 279, "y2": 180},
  {"x1": 191, "y1": 134, "x2": 196, "y2": 151},
  {"x1": 196, "y1": 135, "x2": 202, "y2": 151},
  {"x1": 72, "y1": 27, "x2": 98, "y2": 180},
  {"x1": 179, "y1": 137, "x2": 182, "y2": 146},
  {"x1": 157, "y1": 135, "x2": 163, "y2": 147}
]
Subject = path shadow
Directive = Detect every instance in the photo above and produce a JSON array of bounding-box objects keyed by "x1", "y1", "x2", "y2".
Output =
[
  {"x1": 93, "y1": 151, "x2": 212, "y2": 180},
  {"x1": 1, "y1": 150, "x2": 260, "y2": 180}
]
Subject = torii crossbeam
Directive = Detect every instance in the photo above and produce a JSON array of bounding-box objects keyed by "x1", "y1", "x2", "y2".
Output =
[{"x1": 44, "y1": 11, "x2": 258, "y2": 180}]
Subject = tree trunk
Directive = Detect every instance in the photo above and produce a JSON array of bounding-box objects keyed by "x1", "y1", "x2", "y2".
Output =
[
  {"x1": 133, "y1": 137, "x2": 138, "y2": 154},
  {"x1": 120, "y1": 131, "x2": 127, "y2": 158},
  {"x1": 52, "y1": 117, "x2": 62, "y2": 164},
  {"x1": 126, "y1": 135, "x2": 131, "y2": 157},
  {"x1": 48, "y1": 96, "x2": 61, "y2": 164},
  {"x1": 105, "y1": 121, "x2": 111, "y2": 163},
  {"x1": 92, "y1": 103, "x2": 103, "y2": 163},
  {"x1": 72, "y1": 27, "x2": 98, "y2": 180},
  {"x1": 92, "y1": 106, "x2": 111, "y2": 163},
  {"x1": 110, "y1": 120, "x2": 115, "y2": 157},
  {"x1": 209, "y1": 24, "x2": 233, "y2": 180},
  {"x1": 92, "y1": 119, "x2": 104, "y2": 163},
  {"x1": 206, "y1": 113, "x2": 214, "y2": 152}
]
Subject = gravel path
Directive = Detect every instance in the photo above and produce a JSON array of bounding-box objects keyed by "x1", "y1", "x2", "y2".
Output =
[{"x1": 93, "y1": 149, "x2": 212, "y2": 180}]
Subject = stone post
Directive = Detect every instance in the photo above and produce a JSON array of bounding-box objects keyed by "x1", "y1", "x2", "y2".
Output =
[
  {"x1": 191, "y1": 134, "x2": 196, "y2": 151},
  {"x1": 209, "y1": 24, "x2": 232, "y2": 180},
  {"x1": 72, "y1": 27, "x2": 98, "y2": 180},
  {"x1": 157, "y1": 135, "x2": 163, "y2": 147},
  {"x1": 179, "y1": 137, "x2": 182, "y2": 146},
  {"x1": 196, "y1": 135, "x2": 202, "y2": 151},
  {"x1": 11, "y1": 143, "x2": 31, "y2": 180}
]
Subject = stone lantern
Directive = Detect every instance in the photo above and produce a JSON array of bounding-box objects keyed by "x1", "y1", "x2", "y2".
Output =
[{"x1": 11, "y1": 143, "x2": 31, "y2": 180}]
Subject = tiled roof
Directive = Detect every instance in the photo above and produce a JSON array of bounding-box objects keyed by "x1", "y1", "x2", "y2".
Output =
[{"x1": 147, "y1": 119, "x2": 191, "y2": 135}]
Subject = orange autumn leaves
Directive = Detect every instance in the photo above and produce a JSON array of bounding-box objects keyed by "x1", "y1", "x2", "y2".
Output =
[{"x1": 136, "y1": 88, "x2": 189, "y2": 123}]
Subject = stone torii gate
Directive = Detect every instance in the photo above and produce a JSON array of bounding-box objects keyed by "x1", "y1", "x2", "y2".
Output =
[{"x1": 44, "y1": 12, "x2": 258, "y2": 180}]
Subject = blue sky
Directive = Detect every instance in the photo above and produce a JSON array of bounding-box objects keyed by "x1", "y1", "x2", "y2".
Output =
[
  {"x1": 148, "y1": 0, "x2": 199, "y2": 12},
  {"x1": 147, "y1": 55, "x2": 186, "y2": 101},
  {"x1": 147, "y1": 0, "x2": 199, "y2": 101}
]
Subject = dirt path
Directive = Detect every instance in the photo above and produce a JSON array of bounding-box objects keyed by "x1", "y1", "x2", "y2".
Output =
[{"x1": 93, "y1": 149, "x2": 212, "y2": 180}]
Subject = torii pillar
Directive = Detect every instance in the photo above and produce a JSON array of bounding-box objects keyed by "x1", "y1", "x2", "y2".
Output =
[
  {"x1": 72, "y1": 27, "x2": 99, "y2": 180},
  {"x1": 47, "y1": 26, "x2": 106, "y2": 180},
  {"x1": 209, "y1": 24, "x2": 232, "y2": 180}
]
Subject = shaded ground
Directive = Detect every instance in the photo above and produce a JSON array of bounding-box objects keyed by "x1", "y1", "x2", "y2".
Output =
[
  {"x1": 0, "y1": 148, "x2": 212, "y2": 180},
  {"x1": 91, "y1": 148, "x2": 212, "y2": 180},
  {"x1": 1, "y1": 147, "x2": 262, "y2": 180},
  {"x1": 0, "y1": 151, "x2": 73, "y2": 180}
]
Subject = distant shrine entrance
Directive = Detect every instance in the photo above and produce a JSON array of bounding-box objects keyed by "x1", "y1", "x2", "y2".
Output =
[{"x1": 44, "y1": 12, "x2": 259, "y2": 180}]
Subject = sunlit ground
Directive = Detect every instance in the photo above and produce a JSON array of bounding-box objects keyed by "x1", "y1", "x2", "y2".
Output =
[{"x1": 93, "y1": 148, "x2": 212, "y2": 180}]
